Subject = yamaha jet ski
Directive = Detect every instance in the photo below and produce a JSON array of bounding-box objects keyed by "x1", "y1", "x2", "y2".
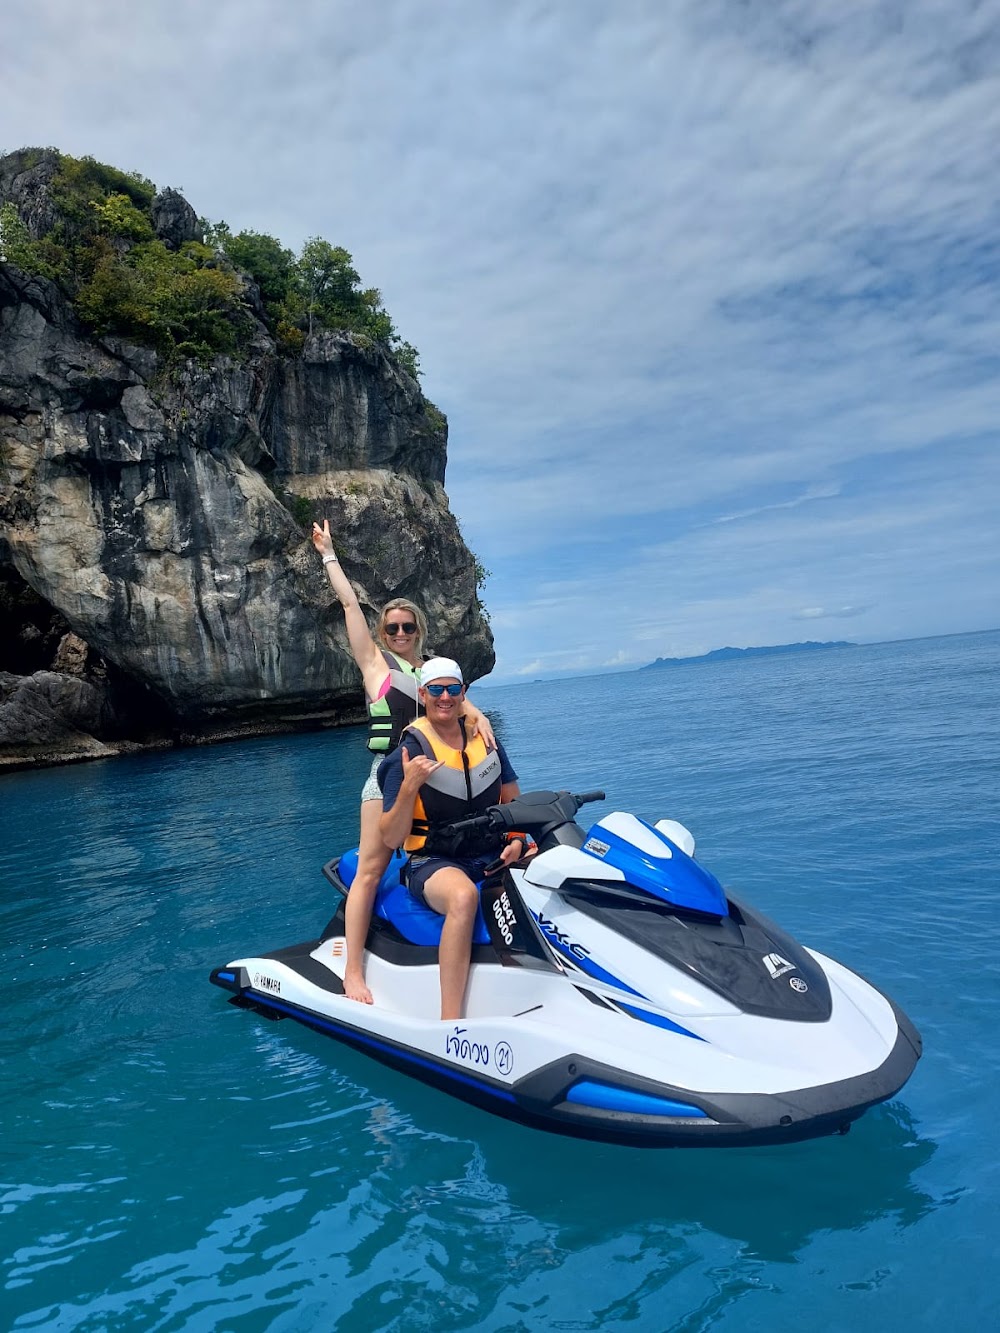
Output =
[{"x1": 210, "y1": 789, "x2": 922, "y2": 1147}]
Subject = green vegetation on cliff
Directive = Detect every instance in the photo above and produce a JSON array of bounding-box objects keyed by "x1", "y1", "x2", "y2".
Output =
[
  {"x1": 0, "y1": 149, "x2": 419, "y2": 374},
  {"x1": 204, "y1": 223, "x2": 419, "y2": 375}
]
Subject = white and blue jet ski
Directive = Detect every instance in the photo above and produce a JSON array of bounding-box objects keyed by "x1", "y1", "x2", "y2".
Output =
[{"x1": 210, "y1": 789, "x2": 922, "y2": 1147}]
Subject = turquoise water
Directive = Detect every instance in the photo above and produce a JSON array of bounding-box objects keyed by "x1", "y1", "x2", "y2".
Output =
[{"x1": 2, "y1": 631, "x2": 998, "y2": 1331}]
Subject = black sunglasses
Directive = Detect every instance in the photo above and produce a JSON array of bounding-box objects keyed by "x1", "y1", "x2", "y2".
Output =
[
  {"x1": 384, "y1": 621, "x2": 417, "y2": 635},
  {"x1": 424, "y1": 683, "x2": 463, "y2": 697}
]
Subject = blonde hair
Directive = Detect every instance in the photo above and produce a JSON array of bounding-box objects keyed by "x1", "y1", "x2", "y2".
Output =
[{"x1": 376, "y1": 598, "x2": 429, "y2": 660}]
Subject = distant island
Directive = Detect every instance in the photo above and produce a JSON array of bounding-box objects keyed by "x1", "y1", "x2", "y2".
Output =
[{"x1": 641, "y1": 641, "x2": 856, "y2": 670}]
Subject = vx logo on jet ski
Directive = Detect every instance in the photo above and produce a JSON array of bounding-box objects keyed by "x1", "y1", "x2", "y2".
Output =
[{"x1": 533, "y1": 912, "x2": 591, "y2": 961}]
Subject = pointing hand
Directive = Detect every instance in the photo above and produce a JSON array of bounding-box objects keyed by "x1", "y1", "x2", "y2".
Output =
[{"x1": 312, "y1": 518, "x2": 333, "y2": 556}]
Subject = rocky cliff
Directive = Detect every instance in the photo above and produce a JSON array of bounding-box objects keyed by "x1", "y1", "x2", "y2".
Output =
[{"x1": 0, "y1": 150, "x2": 493, "y2": 769}]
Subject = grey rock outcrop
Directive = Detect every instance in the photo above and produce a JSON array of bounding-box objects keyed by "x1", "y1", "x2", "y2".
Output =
[
  {"x1": 150, "y1": 188, "x2": 203, "y2": 250},
  {"x1": 0, "y1": 670, "x2": 121, "y2": 763},
  {"x1": 0, "y1": 157, "x2": 493, "y2": 769},
  {"x1": 0, "y1": 149, "x2": 60, "y2": 240}
]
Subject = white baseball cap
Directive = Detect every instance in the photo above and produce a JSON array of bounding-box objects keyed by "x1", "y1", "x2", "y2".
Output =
[{"x1": 419, "y1": 657, "x2": 464, "y2": 687}]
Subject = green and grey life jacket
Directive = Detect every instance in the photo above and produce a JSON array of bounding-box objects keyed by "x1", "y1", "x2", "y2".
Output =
[{"x1": 366, "y1": 650, "x2": 420, "y2": 753}]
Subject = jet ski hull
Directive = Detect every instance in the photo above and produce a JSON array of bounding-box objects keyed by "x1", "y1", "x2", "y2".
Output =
[{"x1": 211, "y1": 915, "x2": 921, "y2": 1149}]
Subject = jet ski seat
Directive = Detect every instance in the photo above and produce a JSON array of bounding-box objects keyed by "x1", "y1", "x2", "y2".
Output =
[{"x1": 336, "y1": 848, "x2": 491, "y2": 948}]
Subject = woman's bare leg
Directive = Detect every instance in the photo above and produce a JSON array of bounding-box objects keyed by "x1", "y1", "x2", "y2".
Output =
[
  {"x1": 420, "y1": 868, "x2": 480, "y2": 1020},
  {"x1": 343, "y1": 799, "x2": 393, "y2": 1003}
]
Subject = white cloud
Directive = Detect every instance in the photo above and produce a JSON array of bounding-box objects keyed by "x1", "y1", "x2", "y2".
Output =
[
  {"x1": 792, "y1": 605, "x2": 870, "y2": 621},
  {"x1": 714, "y1": 484, "x2": 843, "y2": 525}
]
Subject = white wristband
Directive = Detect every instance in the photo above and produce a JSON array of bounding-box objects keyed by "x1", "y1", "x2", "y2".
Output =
[{"x1": 322, "y1": 553, "x2": 339, "y2": 565}]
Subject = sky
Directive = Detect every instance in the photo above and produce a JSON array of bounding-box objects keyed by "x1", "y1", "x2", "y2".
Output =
[{"x1": 2, "y1": 0, "x2": 999, "y2": 682}]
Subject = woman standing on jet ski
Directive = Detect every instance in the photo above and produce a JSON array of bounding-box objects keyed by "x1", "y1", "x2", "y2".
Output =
[{"x1": 312, "y1": 519, "x2": 495, "y2": 1005}]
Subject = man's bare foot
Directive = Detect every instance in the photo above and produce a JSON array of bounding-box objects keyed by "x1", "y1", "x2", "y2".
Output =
[{"x1": 344, "y1": 971, "x2": 373, "y2": 1004}]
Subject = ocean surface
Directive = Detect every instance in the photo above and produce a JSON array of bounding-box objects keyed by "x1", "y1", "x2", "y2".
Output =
[{"x1": 2, "y1": 630, "x2": 998, "y2": 1332}]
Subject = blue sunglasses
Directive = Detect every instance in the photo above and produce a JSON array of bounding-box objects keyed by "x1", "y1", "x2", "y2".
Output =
[{"x1": 424, "y1": 683, "x2": 463, "y2": 697}]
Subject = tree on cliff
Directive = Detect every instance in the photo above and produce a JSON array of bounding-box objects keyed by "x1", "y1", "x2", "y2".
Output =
[
  {"x1": 202, "y1": 222, "x2": 419, "y2": 376},
  {"x1": 0, "y1": 148, "x2": 420, "y2": 375}
]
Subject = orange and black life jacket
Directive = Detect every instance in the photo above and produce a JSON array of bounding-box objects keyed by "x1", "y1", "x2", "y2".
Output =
[{"x1": 403, "y1": 716, "x2": 503, "y2": 858}]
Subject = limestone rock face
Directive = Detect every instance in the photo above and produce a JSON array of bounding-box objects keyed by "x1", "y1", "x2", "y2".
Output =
[
  {"x1": 269, "y1": 331, "x2": 447, "y2": 484},
  {"x1": 0, "y1": 172, "x2": 493, "y2": 767}
]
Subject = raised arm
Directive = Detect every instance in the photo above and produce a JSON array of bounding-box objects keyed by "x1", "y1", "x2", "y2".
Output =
[{"x1": 312, "y1": 520, "x2": 387, "y2": 698}]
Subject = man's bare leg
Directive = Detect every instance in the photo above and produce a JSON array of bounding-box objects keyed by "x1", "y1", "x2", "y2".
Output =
[{"x1": 421, "y1": 867, "x2": 480, "y2": 1019}]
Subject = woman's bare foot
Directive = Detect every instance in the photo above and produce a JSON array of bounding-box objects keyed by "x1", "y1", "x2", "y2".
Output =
[{"x1": 344, "y1": 969, "x2": 373, "y2": 1004}]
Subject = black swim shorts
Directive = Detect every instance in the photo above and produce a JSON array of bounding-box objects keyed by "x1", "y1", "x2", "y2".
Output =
[{"x1": 405, "y1": 854, "x2": 493, "y2": 905}]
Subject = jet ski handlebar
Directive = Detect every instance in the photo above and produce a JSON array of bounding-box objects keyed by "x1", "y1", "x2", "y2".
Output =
[
  {"x1": 574, "y1": 791, "x2": 607, "y2": 807},
  {"x1": 440, "y1": 788, "x2": 606, "y2": 841}
]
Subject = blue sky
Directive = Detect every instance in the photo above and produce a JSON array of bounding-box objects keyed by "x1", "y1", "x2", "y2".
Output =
[{"x1": 3, "y1": 0, "x2": 998, "y2": 682}]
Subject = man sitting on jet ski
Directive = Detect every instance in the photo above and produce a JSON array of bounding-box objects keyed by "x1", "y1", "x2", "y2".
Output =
[{"x1": 379, "y1": 657, "x2": 526, "y2": 1020}]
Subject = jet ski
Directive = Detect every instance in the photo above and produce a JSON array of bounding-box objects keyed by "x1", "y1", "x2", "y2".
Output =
[{"x1": 210, "y1": 789, "x2": 922, "y2": 1147}]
